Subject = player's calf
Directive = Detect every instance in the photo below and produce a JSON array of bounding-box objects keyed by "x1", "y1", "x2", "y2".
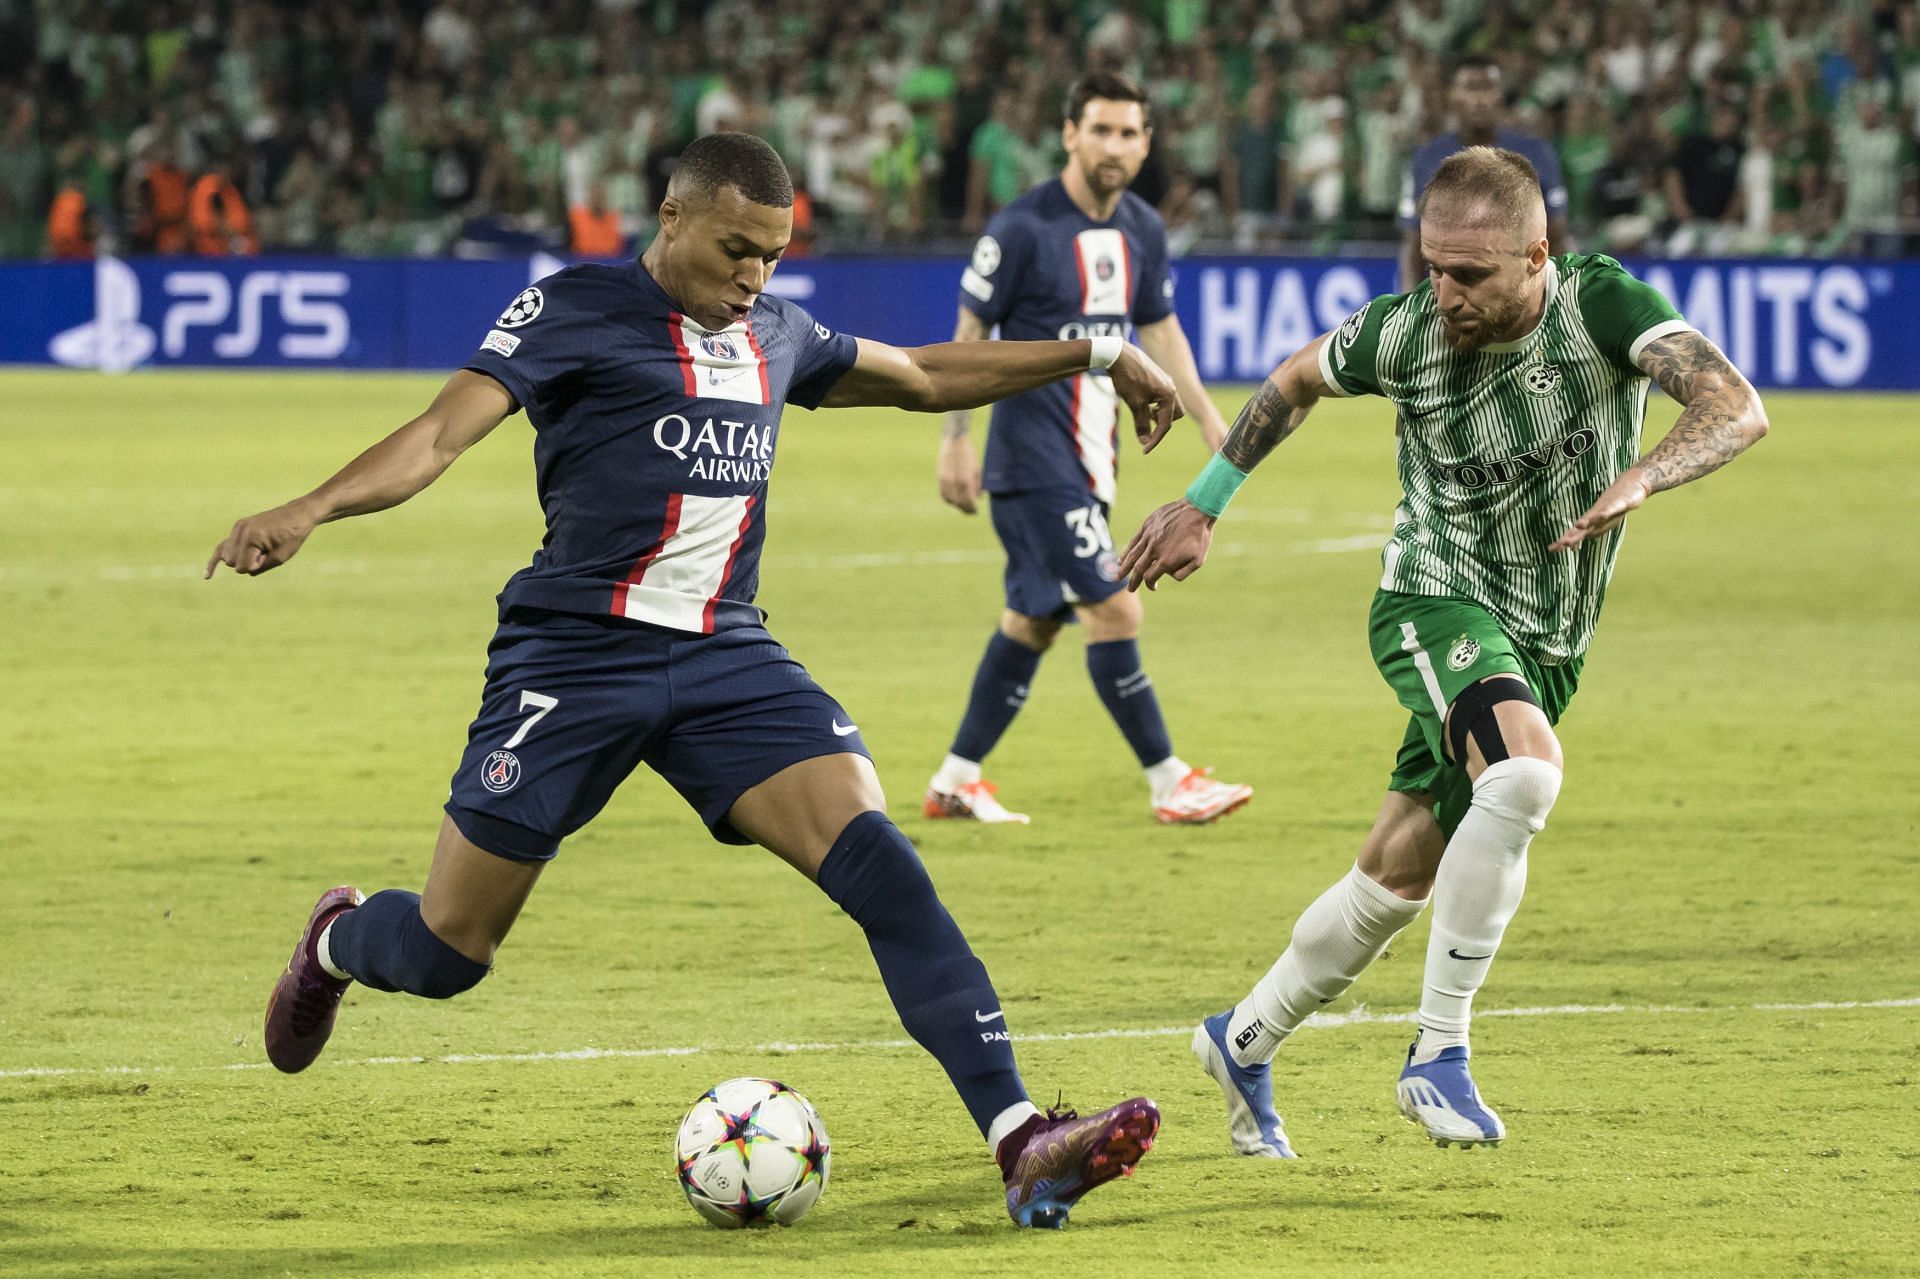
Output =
[
  {"x1": 815, "y1": 811, "x2": 1031, "y2": 1137},
  {"x1": 324, "y1": 888, "x2": 491, "y2": 1000}
]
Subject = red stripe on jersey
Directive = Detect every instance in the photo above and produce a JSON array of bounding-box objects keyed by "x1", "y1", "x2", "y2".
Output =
[
  {"x1": 612, "y1": 492, "x2": 684, "y2": 618},
  {"x1": 1067, "y1": 373, "x2": 1094, "y2": 491},
  {"x1": 701, "y1": 495, "x2": 758, "y2": 634},
  {"x1": 1073, "y1": 247, "x2": 1090, "y2": 314},
  {"x1": 742, "y1": 320, "x2": 772, "y2": 405},
  {"x1": 1118, "y1": 236, "x2": 1134, "y2": 310},
  {"x1": 666, "y1": 313, "x2": 698, "y2": 397}
]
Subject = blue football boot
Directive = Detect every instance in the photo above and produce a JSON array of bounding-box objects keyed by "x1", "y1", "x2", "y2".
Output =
[
  {"x1": 1191, "y1": 1010, "x2": 1297, "y2": 1158},
  {"x1": 1395, "y1": 1041, "x2": 1506, "y2": 1147}
]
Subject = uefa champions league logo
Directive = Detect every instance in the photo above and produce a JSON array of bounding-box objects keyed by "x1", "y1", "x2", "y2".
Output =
[
  {"x1": 496, "y1": 287, "x2": 544, "y2": 328},
  {"x1": 701, "y1": 333, "x2": 741, "y2": 361}
]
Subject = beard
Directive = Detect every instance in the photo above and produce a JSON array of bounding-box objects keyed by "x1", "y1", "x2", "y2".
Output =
[
  {"x1": 1083, "y1": 159, "x2": 1132, "y2": 197},
  {"x1": 1440, "y1": 282, "x2": 1531, "y2": 352}
]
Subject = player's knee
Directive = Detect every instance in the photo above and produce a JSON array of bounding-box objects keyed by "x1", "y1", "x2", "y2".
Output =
[
  {"x1": 999, "y1": 611, "x2": 1059, "y2": 652},
  {"x1": 1078, "y1": 590, "x2": 1141, "y2": 641},
  {"x1": 814, "y1": 811, "x2": 949, "y2": 938},
  {"x1": 1469, "y1": 756, "x2": 1564, "y2": 833},
  {"x1": 386, "y1": 894, "x2": 491, "y2": 999}
]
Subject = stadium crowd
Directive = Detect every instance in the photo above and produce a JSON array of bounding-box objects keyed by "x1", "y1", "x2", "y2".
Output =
[{"x1": 1, "y1": 0, "x2": 1916, "y2": 260}]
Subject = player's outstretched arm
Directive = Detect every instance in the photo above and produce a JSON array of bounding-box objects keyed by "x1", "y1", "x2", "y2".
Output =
[
  {"x1": 1549, "y1": 330, "x2": 1770, "y2": 553},
  {"x1": 1118, "y1": 333, "x2": 1333, "y2": 591},
  {"x1": 936, "y1": 307, "x2": 991, "y2": 515},
  {"x1": 1136, "y1": 315, "x2": 1228, "y2": 451},
  {"x1": 205, "y1": 370, "x2": 514, "y2": 578},
  {"x1": 822, "y1": 336, "x2": 1183, "y2": 444}
]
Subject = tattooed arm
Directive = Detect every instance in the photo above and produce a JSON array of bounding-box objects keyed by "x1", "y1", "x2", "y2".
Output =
[
  {"x1": 1550, "y1": 330, "x2": 1769, "y2": 552},
  {"x1": 1118, "y1": 332, "x2": 1336, "y2": 589}
]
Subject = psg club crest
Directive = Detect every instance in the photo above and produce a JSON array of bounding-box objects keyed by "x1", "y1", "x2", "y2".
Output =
[
  {"x1": 481, "y1": 749, "x2": 522, "y2": 793},
  {"x1": 1094, "y1": 257, "x2": 1116, "y2": 282},
  {"x1": 497, "y1": 287, "x2": 544, "y2": 329},
  {"x1": 701, "y1": 332, "x2": 741, "y2": 361}
]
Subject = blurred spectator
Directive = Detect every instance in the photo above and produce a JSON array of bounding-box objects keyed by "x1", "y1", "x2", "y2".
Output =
[
  {"x1": 1294, "y1": 100, "x2": 1348, "y2": 230},
  {"x1": 130, "y1": 139, "x2": 190, "y2": 254},
  {"x1": 1665, "y1": 100, "x2": 1746, "y2": 256},
  {"x1": 568, "y1": 178, "x2": 623, "y2": 257},
  {"x1": 1589, "y1": 131, "x2": 1656, "y2": 253},
  {"x1": 1221, "y1": 80, "x2": 1283, "y2": 248},
  {"x1": 189, "y1": 155, "x2": 258, "y2": 255},
  {"x1": 46, "y1": 177, "x2": 94, "y2": 258},
  {"x1": 1399, "y1": 54, "x2": 1571, "y2": 288},
  {"x1": 1832, "y1": 94, "x2": 1918, "y2": 255}
]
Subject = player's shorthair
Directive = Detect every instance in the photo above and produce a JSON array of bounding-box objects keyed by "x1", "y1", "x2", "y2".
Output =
[
  {"x1": 1065, "y1": 71, "x2": 1151, "y2": 127},
  {"x1": 1418, "y1": 146, "x2": 1543, "y2": 235},
  {"x1": 672, "y1": 132, "x2": 795, "y2": 209}
]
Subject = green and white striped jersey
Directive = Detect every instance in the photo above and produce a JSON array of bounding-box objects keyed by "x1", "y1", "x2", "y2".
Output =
[{"x1": 1319, "y1": 253, "x2": 1691, "y2": 664}]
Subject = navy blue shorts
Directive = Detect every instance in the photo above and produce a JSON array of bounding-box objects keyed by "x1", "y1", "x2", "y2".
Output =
[
  {"x1": 987, "y1": 487, "x2": 1125, "y2": 620},
  {"x1": 444, "y1": 610, "x2": 871, "y2": 862}
]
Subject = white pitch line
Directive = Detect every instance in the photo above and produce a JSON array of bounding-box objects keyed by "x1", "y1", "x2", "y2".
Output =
[
  {"x1": 3, "y1": 997, "x2": 1914, "y2": 1084},
  {"x1": 2, "y1": 531, "x2": 1395, "y2": 587}
]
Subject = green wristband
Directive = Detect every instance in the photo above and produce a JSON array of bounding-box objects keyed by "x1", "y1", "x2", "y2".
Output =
[{"x1": 1184, "y1": 452, "x2": 1249, "y2": 518}]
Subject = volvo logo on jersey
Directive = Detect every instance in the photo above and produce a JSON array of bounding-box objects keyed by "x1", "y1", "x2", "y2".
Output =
[
  {"x1": 1433, "y1": 427, "x2": 1599, "y2": 490},
  {"x1": 652, "y1": 414, "x2": 775, "y2": 483}
]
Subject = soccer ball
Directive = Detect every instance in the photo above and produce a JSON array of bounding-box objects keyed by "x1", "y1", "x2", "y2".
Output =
[{"x1": 674, "y1": 1078, "x2": 830, "y2": 1228}]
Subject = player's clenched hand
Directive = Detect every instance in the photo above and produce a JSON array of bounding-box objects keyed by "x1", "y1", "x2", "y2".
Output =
[
  {"x1": 936, "y1": 435, "x2": 983, "y2": 515},
  {"x1": 1550, "y1": 468, "x2": 1651, "y2": 553},
  {"x1": 1108, "y1": 344, "x2": 1184, "y2": 453},
  {"x1": 1118, "y1": 500, "x2": 1214, "y2": 591},
  {"x1": 205, "y1": 500, "x2": 320, "y2": 578}
]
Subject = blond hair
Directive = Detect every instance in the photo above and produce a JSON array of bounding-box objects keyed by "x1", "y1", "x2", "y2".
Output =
[{"x1": 1417, "y1": 146, "x2": 1544, "y2": 238}]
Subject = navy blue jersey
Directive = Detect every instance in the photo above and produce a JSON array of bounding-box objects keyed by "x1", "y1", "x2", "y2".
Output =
[
  {"x1": 463, "y1": 261, "x2": 858, "y2": 635},
  {"x1": 1398, "y1": 129, "x2": 1569, "y2": 229},
  {"x1": 960, "y1": 179, "x2": 1174, "y2": 502}
]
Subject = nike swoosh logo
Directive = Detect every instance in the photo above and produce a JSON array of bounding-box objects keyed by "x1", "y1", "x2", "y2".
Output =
[
  {"x1": 1448, "y1": 948, "x2": 1493, "y2": 961},
  {"x1": 974, "y1": 1009, "x2": 1005, "y2": 1023},
  {"x1": 831, "y1": 720, "x2": 859, "y2": 737}
]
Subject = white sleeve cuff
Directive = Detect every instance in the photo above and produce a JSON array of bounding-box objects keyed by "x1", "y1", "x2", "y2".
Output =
[
  {"x1": 1627, "y1": 318, "x2": 1696, "y2": 366},
  {"x1": 1316, "y1": 336, "x2": 1353, "y2": 397}
]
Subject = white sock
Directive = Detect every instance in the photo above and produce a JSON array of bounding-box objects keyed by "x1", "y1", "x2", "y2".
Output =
[
  {"x1": 1144, "y1": 754, "x2": 1190, "y2": 802},
  {"x1": 987, "y1": 1100, "x2": 1042, "y2": 1152},
  {"x1": 315, "y1": 917, "x2": 350, "y2": 981},
  {"x1": 1414, "y1": 757, "x2": 1562, "y2": 1064},
  {"x1": 1225, "y1": 864, "x2": 1427, "y2": 1066},
  {"x1": 930, "y1": 753, "x2": 983, "y2": 793}
]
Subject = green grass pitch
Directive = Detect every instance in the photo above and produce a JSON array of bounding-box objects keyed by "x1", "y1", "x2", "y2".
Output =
[{"x1": 2, "y1": 370, "x2": 1916, "y2": 1277}]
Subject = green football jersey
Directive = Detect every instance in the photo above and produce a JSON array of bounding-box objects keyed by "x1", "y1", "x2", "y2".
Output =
[{"x1": 1318, "y1": 253, "x2": 1691, "y2": 664}]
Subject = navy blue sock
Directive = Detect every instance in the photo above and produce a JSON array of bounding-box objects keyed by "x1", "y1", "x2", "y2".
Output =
[
  {"x1": 1086, "y1": 638, "x2": 1173, "y2": 767},
  {"x1": 815, "y1": 812, "x2": 1029, "y2": 1135},
  {"x1": 326, "y1": 889, "x2": 490, "y2": 999},
  {"x1": 949, "y1": 631, "x2": 1043, "y2": 763}
]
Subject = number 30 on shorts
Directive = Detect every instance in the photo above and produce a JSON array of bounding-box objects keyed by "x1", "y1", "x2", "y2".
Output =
[{"x1": 1064, "y1": 505, "x2": 1114, "y2": 559}]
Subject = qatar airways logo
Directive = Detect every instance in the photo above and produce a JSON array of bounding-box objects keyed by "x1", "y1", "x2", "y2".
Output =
[
  {"x1": 1056, "y1": 320, "x2": 1127, "y2": 341},
  {"x1": 652, "y1": 414, "x2": 775, "y2": 482}
]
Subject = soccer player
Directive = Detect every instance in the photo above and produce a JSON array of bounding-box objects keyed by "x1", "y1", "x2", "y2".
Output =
[
  {"x1": 1119, "y1": 147, "x2": 1768, "y2": 1154},
  {"x1": 927, "y1": 72, "x2": 1252, "y2": 827},
  {"x1": 1399, "y1": 55, "x2": 1570, "y2": 291},
  {"x1": 207, "y1": 133, "x2": 1175, "y2": 1228}
]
